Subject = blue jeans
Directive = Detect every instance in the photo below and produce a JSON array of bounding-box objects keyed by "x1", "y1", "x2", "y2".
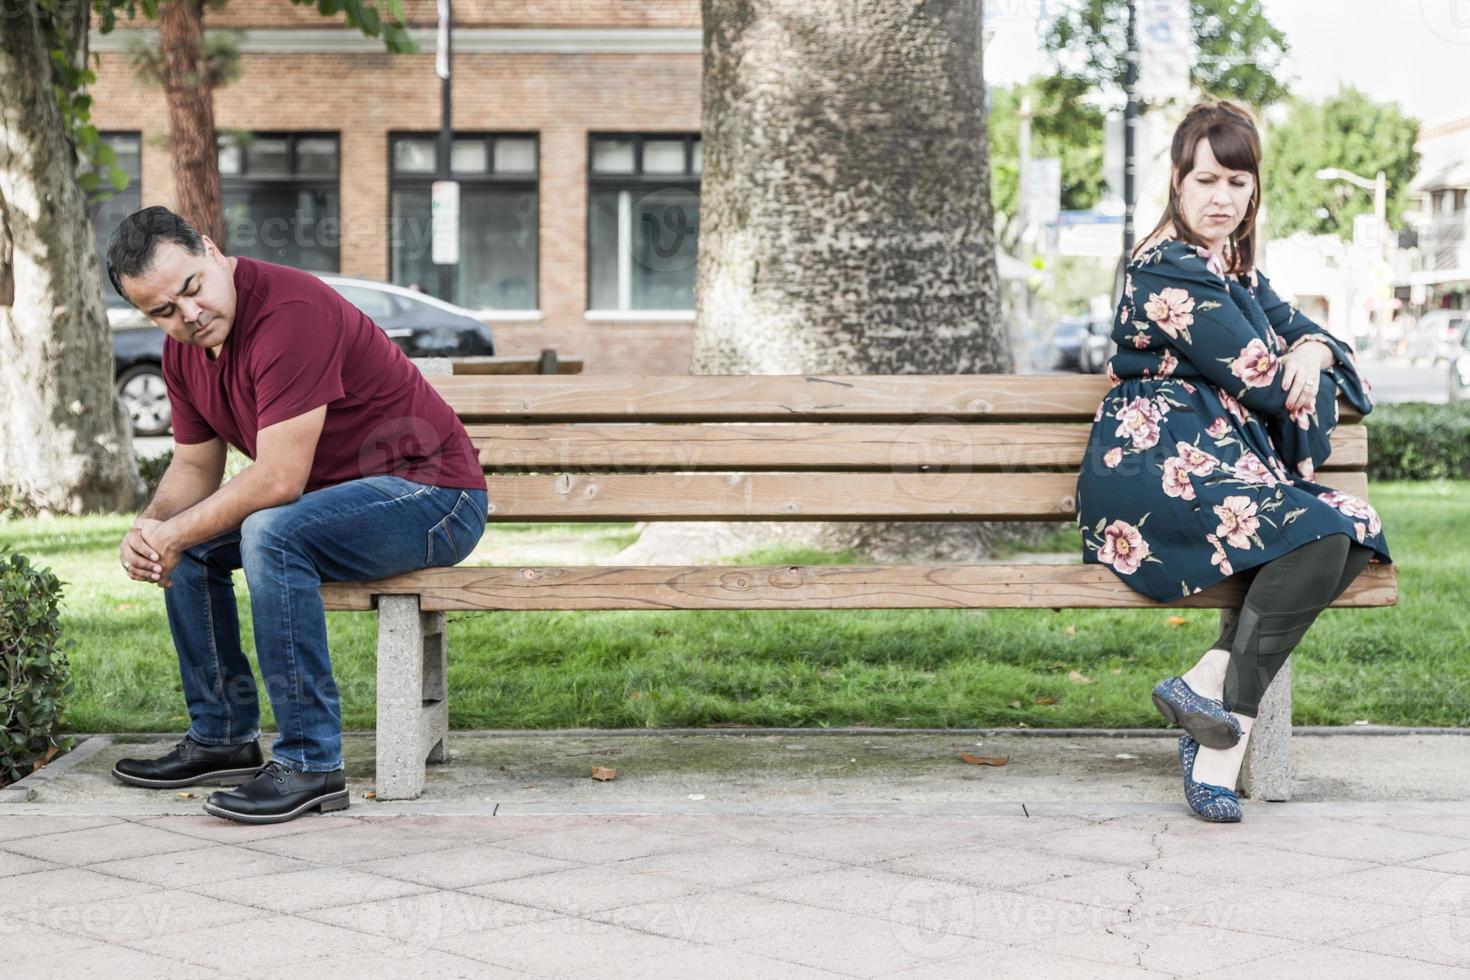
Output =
[{"x1": 164, "y1": 476, "x2": 487, "y2": 771}]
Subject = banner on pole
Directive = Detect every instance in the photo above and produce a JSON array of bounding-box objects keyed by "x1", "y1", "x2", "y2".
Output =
[
  {"x1": 431, "y1": 180, "x2": 459, "y2": 266},
  {"x1": 1138, "y1": 0, "x2": 1192, "y2": 103}
]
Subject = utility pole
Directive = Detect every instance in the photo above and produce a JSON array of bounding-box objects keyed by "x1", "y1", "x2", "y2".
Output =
[
  {"x1": 1018, "y1": 92, "x2": 1034, "y2": 350},
  {"x1": 434, "y1": 0, "x2": 455, "y2": 301},
  {"x1": 1123, "y1": 0, "x2": 1139, "y2": 260}
]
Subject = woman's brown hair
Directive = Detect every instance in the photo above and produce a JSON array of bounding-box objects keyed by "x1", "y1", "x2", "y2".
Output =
[{"x1": 1133, "y1": 100, "x2": 1263, "y2": 275}]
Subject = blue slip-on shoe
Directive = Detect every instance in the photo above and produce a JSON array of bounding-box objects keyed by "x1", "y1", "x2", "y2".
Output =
[
  {"x1": 1178, "y1": 735, "x2": 1243, "y2": 823},
  {"x1": 1152, "y1": 676, "x2": 1243, "y2": 749}
]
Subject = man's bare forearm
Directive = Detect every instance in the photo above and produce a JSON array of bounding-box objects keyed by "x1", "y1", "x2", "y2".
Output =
[
  {"x1": 155, "y1": 462, "x2": 301, "y2": 554},
  {"x1": 138, "y1": 459, "x2": 224, "y2": 524}
]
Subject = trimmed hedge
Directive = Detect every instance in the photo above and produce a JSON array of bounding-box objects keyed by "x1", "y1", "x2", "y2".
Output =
[
  {"x1": 1365, "y1": 401, "x2": 1470, "y2": 482},
  {"x1": 0, "y1": 549, "x2": 73, "y2": 787}
]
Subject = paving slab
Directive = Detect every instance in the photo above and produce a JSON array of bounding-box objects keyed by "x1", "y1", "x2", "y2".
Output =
[{"x1": 3, "y1": 729, "x2": 1468, "y2": 977}]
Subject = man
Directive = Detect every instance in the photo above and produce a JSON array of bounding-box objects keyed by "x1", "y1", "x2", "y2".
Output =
[{"x1": 107, "y1": 206, "x2": 488, "y2": 824}]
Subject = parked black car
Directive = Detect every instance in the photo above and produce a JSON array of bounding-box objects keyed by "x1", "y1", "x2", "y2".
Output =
[
  {"x1": 317, "y1": 276, "x2": 496, "y2": 359},
  {"x1": 111, "y1": 276, "x2": 497, "y2": 436},
  {"x1": 111, "y1": 306, "x2": 170, "y2": 437}
]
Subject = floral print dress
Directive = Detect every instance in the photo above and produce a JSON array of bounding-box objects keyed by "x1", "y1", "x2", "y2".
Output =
[{"x1": 1076, "y1": 238, "x2": 1391, "y2": 602}]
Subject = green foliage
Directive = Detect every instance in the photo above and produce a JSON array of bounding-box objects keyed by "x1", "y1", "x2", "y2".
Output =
[
  {"x1": 128, "y1": 29, "x2": 244, "y2": 90},
  {"x1": 288, "y1": 0, "x2": 417, "y2": 53},
  {"x1": 988, "y1": 79, "x2": 1108, "y2": 239},
  {"x1": 1262, "y1": 88, "x2": 1420, "y2": 239},
  {"x1": 1365, "y1": 401, "x2": 1470, "y2": 482},
  {"x1": 1042, "y1": 0, "x2": 1291, "y2": 109},
  {"x1": 136, "y1": 449, "x2": 174, "y2": 499},
  {"x1": 41, "y1": 0, "x2": 416, "y2": 207},
  {"x1": 1000, "y1": 0, "x2": 1292, "y2": 227},
  {"x1": 0, "y1": 550, "x2": 73, "y2": 788}
]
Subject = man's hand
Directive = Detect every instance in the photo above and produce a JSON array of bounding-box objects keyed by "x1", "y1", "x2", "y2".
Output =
[
  {"x1": 137, "y1": 521, "x2": 186, "y2": 589},
  {"x1": 120, "y1": 518, "x2": 166, "y2": 585}
]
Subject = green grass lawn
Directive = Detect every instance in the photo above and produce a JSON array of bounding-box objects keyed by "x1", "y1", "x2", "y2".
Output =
[{"x1": 5, "y1": 481, "x2": 1467, "y2": 733}]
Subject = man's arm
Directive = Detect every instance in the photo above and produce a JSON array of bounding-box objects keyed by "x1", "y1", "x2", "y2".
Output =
[
  {"x1": 139, "y1": 406, "x2": 328, "y2": 586},
  {"x1": 140, "y1": 438, "x2": 228, "y2": 522},
  {"x1": 121, "y1": 438, "x2": 226, "y2": 584}
]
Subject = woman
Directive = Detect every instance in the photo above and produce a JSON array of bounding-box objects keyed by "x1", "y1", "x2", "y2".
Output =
[{"x1": 1076, "y1": 101, "x2": 1391, "y2": 823}]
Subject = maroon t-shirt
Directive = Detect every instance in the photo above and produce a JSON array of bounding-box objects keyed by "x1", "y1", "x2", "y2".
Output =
[{"x1": 162, "y1": 257, "x2": 486, "y2": 494}]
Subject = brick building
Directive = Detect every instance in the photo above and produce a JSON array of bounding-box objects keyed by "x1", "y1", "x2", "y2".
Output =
[{"x1": 89, "y1": 0, "x2": 704, "y2": 373}]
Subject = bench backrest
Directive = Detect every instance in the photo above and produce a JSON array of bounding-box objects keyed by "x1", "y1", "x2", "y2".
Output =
[{"x1": 429, "y1": 375, "x2": 1369, "y2": 524}]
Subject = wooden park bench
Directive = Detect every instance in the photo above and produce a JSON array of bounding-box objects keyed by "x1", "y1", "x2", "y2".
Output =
[
  {"x1": 319, "y1": 375, "x2": 1396, "y2": 802},
  {"x1": 450, "y1": 349, "x2": 584, "y2": 375}
]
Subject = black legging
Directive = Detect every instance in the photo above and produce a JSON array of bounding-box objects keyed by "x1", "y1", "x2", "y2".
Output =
[{"x1": 1214, "y1": 534, "x2": 1376, "y2": 717}]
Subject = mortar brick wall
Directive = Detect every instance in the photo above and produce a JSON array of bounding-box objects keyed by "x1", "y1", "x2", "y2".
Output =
[
  {"x1": 89, "y1": 7, "x2": 702, "y2": 374},
  {"x1": 203, "y1": 0, "x2": 699, "y2": 29}
]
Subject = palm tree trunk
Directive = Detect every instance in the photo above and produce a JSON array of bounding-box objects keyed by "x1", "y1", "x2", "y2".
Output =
[
  {"x1": 621, "y1": 0, "x2": 1039, "y2": 563},
  {"x1": 158, "y1": 0, "x2": 226, "y2": 246}
]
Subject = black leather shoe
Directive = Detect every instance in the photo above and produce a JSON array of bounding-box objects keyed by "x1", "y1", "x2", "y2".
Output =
[
  {"x1": 203, "y1": 760, "x2": 349, "y2": 824},
  {"x1": 112, "y1": 734, "x2": 264, "y2": 789}
]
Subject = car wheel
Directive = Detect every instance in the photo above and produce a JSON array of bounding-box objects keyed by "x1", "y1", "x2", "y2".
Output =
[{"x1": 116, "y1": 363, "x2": 172, "y2": 437}]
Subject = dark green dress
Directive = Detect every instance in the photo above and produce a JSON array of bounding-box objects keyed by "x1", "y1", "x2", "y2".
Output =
[{"x1": 1076, "y1": 238, "x2": 1392, "y2": 602}]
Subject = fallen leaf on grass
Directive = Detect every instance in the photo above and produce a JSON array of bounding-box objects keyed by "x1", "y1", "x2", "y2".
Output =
[
  {"x1": 1067, "y1": 670, "x2": 1092, "y2": 685},
  {"x1": 960, "y1": 753, "x2": 1009, "y2": 766},
  {"x1": 591, "y1": 767, "x2": 617, "y2": 781},
  {"x1": 1034, "y1": 695, "x2": 1059, "y2": 705},
  {"x1": 1166, "y1": 615, "x2": 1188, "y2": 628},
  {"x1": 1008, "y1": 700, "x2": 1022, "y2": 709}
]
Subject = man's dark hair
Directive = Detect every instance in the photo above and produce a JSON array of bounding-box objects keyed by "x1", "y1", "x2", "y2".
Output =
[{"x1": 106, "y1": 206, "x2": 205, "y2": 306}]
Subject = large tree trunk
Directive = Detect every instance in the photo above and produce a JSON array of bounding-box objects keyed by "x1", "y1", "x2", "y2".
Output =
[
  {"x1": 0, "y1": 1, "x2": 144, "y2": 514},
  {"x1": 622, "y1": 0, "x2": 1044, "y2": 564},
  {"x1": 158, "y1": 0, "x2": 225, "y2": 245}
]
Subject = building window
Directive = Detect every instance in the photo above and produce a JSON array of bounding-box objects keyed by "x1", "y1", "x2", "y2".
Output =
[
  {"x1": 90, "y1": 132, "x2": 143, "y2": 306},
  {"x1": 588, "y1": 133, "x2": 701, "y2": 313},
  {"x1": 388, "y1": 133, "x2": 539, "y2": 311},
  {"x1": 219, "y1": 132, "x2": 340, "y2": 271}
]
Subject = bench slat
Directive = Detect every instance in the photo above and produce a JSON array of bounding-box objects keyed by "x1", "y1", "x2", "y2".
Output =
[
  {"x1": 320, "y1": 560, "x2": 1396, "y2": 611},
  {"x1": 435, "y1": 375, "x2": 1365, "y2": 423},
  {"x1": 477, "y1": 471, "x2": 1371, "y2": 521},
  {"x1": 470, "y1": 423, "x2": 1368, "y2": 472},
  {"x1": 451, "y1": 355, "x2": 585, "y2": 375}
]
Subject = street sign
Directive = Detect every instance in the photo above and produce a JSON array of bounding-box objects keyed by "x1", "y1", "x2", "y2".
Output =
[
  {"x1": 1353, "y1": 213, "x2": 1382, "y2": 250},
  {"x1": 1025, "y1": 157, "x2": 1061, "y2": 226},
  {"x1": 1138, "y1": 0, "x2": 1192, "y2": 103},
  {"x1": 431, "y1": 180, "x2": 459, "y2": 266}
]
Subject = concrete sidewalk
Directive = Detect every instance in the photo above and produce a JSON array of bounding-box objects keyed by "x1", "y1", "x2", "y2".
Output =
[{"x1": 3, "y1": 731, "x2": 1469, "y2": 978}]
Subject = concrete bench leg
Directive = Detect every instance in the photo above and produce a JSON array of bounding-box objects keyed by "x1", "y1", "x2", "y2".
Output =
[
  {"x1": 1224, "y1": 608, "x2": 1293, "y2": 801},
  {"x1": 375, "y1": 595, "x2": 450, "y2": 800}
]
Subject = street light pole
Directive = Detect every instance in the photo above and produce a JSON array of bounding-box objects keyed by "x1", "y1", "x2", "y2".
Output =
[
  {"x1": 1317, "y1": 166, "x2": 1392, "y2": 342},
  {"x1": 436, "y1": 0, "x2": 454, "y2": 301},
  {"x1": 1123, "y1": 0, "x2": 1139, "y2": 261},
  {"x1": 1315, "y1": 166, "x2": 1388, "y2": 251}
]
